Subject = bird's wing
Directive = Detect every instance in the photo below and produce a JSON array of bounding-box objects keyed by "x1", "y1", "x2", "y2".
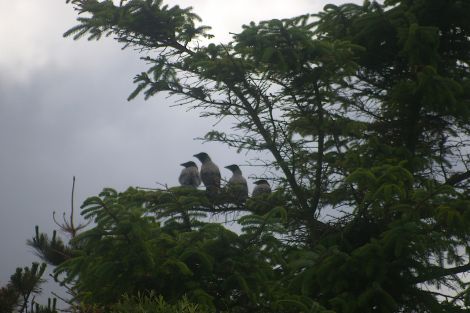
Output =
[
  {"x1": 190, "y1": 167, "x2": 202, "y2": 187},
  {"x1": 201, "y1": 162, "x2": 221, "y2": 188},
  {"x1": 179, "y1": 168, "x2": 192, "y2": 186},
  {"x1": 179, "y1": 167, "x2": 201, "y2": 187},
  {"x1": 227, "y1": 175, "x2": 248, "y2": 200},
  {"x1": 252, "y1": 184, "x2": 271, "y2": 196}
]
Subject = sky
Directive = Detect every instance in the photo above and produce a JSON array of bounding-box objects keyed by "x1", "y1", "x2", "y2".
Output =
[{"x1": 0, "y1": 0, "x2": 351, "y2": 303}]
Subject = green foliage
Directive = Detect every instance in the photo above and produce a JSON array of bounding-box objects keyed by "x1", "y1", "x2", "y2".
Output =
[
  {"x1": 64, "y1": 0, "x2": 212, "y2": 49},
  {"x1": 111, "y1": 293, "x2": 209, "y2": 313},
  {"x1": 0, "y1": 284, "x2": 18, "y2": 313},
  {"x1": 34, "y1": 187, "x2": 284, "y2": 312},
  {"x1": 0, "y1": 263, "x2": 57, "y2": 313},
  {"x1": 30, "y1": 298, "x2": 58, "y2": 313},
  {"x1": 28, "y1": 226, "x2": 72, "y2": 266}
]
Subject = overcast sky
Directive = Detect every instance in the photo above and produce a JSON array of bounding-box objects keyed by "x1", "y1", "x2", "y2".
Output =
[{"x1": 0, "y1": 0, "x2": 351, "y2": 300}]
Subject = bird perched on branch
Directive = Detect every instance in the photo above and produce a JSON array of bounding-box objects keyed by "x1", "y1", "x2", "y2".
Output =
[
  {"x1": 193, "y1": 152, "x2": 221, "y2": 196},
  {"x1": 252, "y1": 179, "x2": 271, "y2": 197},
  {"x1": 179, "y1": 161, "x2": 201, "y2": 188},
  {"x1": 224, "y1": 164, "x2": 248, "y2": 203}
]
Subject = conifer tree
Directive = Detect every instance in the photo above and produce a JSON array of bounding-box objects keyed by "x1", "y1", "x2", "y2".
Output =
[
  {"x1": 29, "y1": 0, "x2": 470, "y2": 312},
  {"x1": 0, "y1": 262, "x2": 58, "y2": 313}
]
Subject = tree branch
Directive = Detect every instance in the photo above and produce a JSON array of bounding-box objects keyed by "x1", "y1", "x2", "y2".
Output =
[
  {"x1": 445, "y1": 171, "x2": 470, "y2": 186},
  {"x1": 413, "y1": 262, "x2": 470, "y2": 284}
]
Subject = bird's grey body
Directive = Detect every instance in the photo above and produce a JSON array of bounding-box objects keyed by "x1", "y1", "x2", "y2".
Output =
[
  {"x1": 179, "y1": 161, "x2": 201, "y2": 188},
  {"x1": 193, "y1": 152, "x2": 221, "y2": 195},
  {"x1": 225, "y1": 164, "x2": 248, "y2": 202},
  {"x1": 252, "y1": 179, "x2": 271, "y2": 197}
]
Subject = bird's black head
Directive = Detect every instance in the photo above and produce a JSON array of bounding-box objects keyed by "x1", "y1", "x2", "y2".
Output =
[
  {"x1": 181, "y1": 161, "x2": 197, "y2": 168},
  {"x1": 254, "y1": 179, "x2": 269, "y2": 185},
  {"x1": 224, "y1": 164, "x2": 241, "y2": 173},
  {"x1": 193, "y1": 152, "x2": 211, "y2": 162}
]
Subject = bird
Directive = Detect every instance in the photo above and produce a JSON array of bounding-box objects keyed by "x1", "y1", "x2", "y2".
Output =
[
  {"x1": 193, "y1": 152, "x2": 221, "y2": 196},
  {"x1": 252, "y1": 179, "x2": 271, "y2": 197},
  {"x1": 178, "y1": 161, "x2": 201, "y2": 188},
  {"x1": 224, "y1": 164, "x2": 249, "y2": 203}
]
